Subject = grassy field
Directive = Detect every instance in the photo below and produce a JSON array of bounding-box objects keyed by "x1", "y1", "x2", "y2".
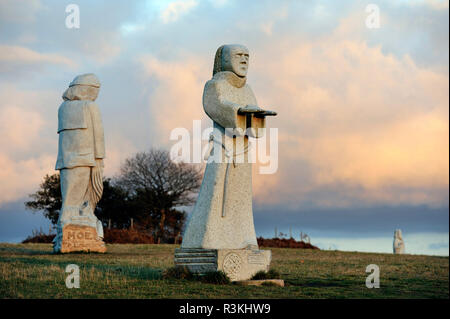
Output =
[{"x1": 0, "y1": 243, "x2": 448, "y2": 299}]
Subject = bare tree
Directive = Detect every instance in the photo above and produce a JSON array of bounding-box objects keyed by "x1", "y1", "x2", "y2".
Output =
[{"x1": 117, "y1": 149, "x2": 202, "y2": 241}]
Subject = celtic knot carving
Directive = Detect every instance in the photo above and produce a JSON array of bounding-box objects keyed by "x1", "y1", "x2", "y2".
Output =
[{"x1": 222, "y1": 253, "x2": 242, "y2": 280}]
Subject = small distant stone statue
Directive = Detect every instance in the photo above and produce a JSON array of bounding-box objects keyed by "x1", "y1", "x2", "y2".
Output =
[
  {"x1": 53, "y1": 73, "x2": 106, "y2": 253},
  {"x1": 393, "y1": 229, "x2": 405, "y2": 254},
  {"x1": 300, "y1": 232, "x2": 310, "y2": 244},
  {"x1": 175, "y1": 45, "x2": 277, "y2": 281}
]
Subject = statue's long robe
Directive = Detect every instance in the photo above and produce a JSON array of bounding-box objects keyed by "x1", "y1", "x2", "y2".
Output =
[
  {"x1": 182, "y1": 71, "x2": 265, "y2": 250},
  {"x1": 53, "y1": 98, "x2": 105, "y2": 251},
  {"x1": 55, "y1": 99, "x2": 105, "y2": 212}
]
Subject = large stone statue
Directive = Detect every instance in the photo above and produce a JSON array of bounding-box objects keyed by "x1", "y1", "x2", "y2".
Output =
[
  {"x1": 175, "y1": 45, "x2": 277, "y2": 281},
  {"x1": 53, "y1": 73, "x2": 106, "y2": 253},
  {"x1": 393, "y1": 229, "x2": 405, "y2": 254}
]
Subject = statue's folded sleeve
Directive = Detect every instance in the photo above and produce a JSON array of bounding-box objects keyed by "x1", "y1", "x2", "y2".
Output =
[{"x1": 203, "y1": 80, "x2": 245, "y2": 130}]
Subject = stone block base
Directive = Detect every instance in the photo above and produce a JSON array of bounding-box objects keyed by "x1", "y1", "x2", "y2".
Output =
[
  {"x1": 174, "y1": 248, "x2": 271, "y2": 281},
  {"x1": 55, "y1": 224, "x2": 106, "y2": 253}
]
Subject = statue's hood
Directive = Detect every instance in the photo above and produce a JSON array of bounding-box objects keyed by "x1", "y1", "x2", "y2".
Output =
[{"x1": 62, "y1": 85, "x2": 97, "y2": 101}]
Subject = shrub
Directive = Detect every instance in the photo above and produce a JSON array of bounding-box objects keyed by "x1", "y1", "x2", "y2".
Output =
[
  {"x1": 261, "y1": 281, "x2": 278, "y2": 286},
  {"x1": 257, "y1": 237, "x2": 319, "y2": 249},
  {"x1": 251, "y1": 269, "x2": 281, "y2": 280},
  {"x1": 162, "y1": 266, "x2": 193, "y2": 280},
  {"x1": 103, "y1": 228, "x2": 155, "y2": 244},
  {"x1": 199, "y1": 271, "x2": 230, "y2": 285},
  {"x1": 162, "y1": 267, "x2": 230, "y2": 284},
  {"x1": 22, "y1": 229, "x2": 55, "y2": 243}
]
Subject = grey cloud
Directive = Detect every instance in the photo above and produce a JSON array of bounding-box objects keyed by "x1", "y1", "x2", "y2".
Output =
[
  {"x1": 428, "y1": 242, "x2": 449, "y2": 250},
  {"x1": 253, "y1": 204, "x2": 449, "y2": 237},
  {"x1": 0, "y1": 198, "x2": 52, "y2": 243},
  {"x1": 364, "y1": 1, "x2": 449, "y2": 72}
]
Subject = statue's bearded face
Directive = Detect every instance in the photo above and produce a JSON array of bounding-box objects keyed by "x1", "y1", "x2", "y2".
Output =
[{"x1": 222, "y1": 45, "x2": 249, "y2": 77}]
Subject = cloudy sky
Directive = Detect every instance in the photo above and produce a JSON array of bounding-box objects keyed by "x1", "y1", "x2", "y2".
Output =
[{"x1": 0, "y1": 0, "x2": 448, "y2": 255}]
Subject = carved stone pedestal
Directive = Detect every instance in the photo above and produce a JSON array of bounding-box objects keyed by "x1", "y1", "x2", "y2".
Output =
[
  {"x1": 174, "y1": 248, "x2": 271, "y2": 281},
  {"x1": 55, "y1": 224, "x2": 106, "y2": 253}
]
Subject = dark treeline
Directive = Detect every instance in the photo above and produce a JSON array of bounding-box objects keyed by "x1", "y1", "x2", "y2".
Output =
[{"x1": 25, "y1": 149, "x2": 202, "y2": 243}]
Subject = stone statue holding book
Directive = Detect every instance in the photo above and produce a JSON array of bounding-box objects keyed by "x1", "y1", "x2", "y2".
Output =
[{"x1": 175, "y1": 45, "x2": 277, "y2": 281}]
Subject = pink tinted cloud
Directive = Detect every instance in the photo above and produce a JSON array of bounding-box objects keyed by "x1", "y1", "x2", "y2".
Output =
[
  {"x1": 250, "y1": 32, "x2": 448, "y2": 208},
  {"x1": 138, "y1": 33, "x2": 448, "y2": 208},
  {"x1": 0, "y1": 86, "x2": 57, "y2": 205},
  {"x1": 0, "y1": 45, "x2": 76, "y2": 73},
  {"x1": 0, "y1": 153, "x2": 55, "y2": 205},
  {"x1": 139, "y1": 54, "x2": 209, "y2": 141}
]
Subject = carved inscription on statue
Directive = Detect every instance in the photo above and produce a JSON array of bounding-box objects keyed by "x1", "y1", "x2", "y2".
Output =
[{"x1": 60, "y1": 224, "x2": 106, "y2": 253}]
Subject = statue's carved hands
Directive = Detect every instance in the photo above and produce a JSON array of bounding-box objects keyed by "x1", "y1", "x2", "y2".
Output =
[
  {"x1": 95, "y1": 158, "x2": 104, "y2": 169},
  {"x1": 238, "y1": 105, "x2": 277, "y2": 118},
  {"x1": 238, "y1": 105, "x2": 277, "y2": 119},
  {"x1": 238, "y1": 105, "x2": 264, "y2": 114},
  {"x1": 255, "y1": 110, "x2": 277, "y2": 118}
]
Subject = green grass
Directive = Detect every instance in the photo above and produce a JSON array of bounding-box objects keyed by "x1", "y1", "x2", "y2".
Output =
[{"x1": 0, "y1": 243, "x2": 448, "y2": 299}]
